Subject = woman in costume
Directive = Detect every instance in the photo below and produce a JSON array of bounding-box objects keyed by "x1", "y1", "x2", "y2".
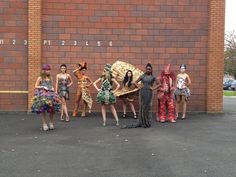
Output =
[
  {"x1": 93, "y1": 64, "x2": 120, "y2": 126},
  {"x1": 55, "y1": 64, "x2": 73, "y2": 122},
  {"x1": 175, "y1": 64, "x2": 191, "y2": 119},
  {"x1": 118, "y1": 70, "x2": 137, "y2": 119},
  {"x1": 122, "y1": 63, "x2": 159, "y2": 128},
  {"x1": 72, "y1": 61, "x2": 93, "y2": 118},
  {"x1": 156, "y1": 64, "x2": 176, "y2": 123},
  {"x1": 31, "y1": 64, "x2": 61, "y2": 131}
]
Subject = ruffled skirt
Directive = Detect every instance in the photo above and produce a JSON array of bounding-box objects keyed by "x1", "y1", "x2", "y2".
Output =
[{"x1": 31, "y1": 89, "x2": 61, "y2": 114}]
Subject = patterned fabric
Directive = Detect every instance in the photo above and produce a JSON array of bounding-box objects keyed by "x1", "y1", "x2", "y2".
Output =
[
  {"x1": 118, "y1": 84, "x2": 137, "y2": 102},
  {"x1": 156, "y1": 69, "x2": 176, "y2": 121},
  {"x1": 158, "y1": 95, "x2": 175, "y2": 121},
  {"x1": 73, "y1": 71, "x2": 93, "y2": 115},
  {"x1": 31, "y1": 79, "x2": 61, "y2": 114},
  {"x1": 174, "y1": 87, "x2": 191, "y2": 98},
  {"x1": 58, "y1": 76, "x2": 69, "y2": 100},
  {"x1": 175, "y1": 76, "x2": 191, "y2": 99},
  {"x1": 97, "y1": 78, "x2": 116, "y2": 105}
]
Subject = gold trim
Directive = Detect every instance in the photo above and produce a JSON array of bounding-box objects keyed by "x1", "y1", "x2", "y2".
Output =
[{"x1": 0, "y1": 91, "x2": 28, "y2": 94}]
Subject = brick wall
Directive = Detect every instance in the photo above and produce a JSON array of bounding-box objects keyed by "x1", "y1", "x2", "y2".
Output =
[
  {"x1": 42, "y1": 0, "x2": 209, "y2": 112},
  {"x1": 0, "y1": 0, "x2": 225, "y2": 113},
  {"x1": 28, "y1": 0, "x2": 42, "y2": 112},
  {"x1": 0, "y1": 0, "x2": 28, "y2": 111},
  {"x1": 207, "y1": 0, "x2": 225, "y2": 113}
]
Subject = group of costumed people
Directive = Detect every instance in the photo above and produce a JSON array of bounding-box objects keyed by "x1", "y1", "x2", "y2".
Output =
[{"x1": 31, "y1": 61, "x2": 191, "y2": 131}]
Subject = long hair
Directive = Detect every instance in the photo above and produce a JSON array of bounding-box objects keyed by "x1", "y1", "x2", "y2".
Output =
[
  {"x1": 123, "y1": 70, "x2": 133, "y2": 87},
  {"x1": 101, "y1": 70, "x2": 113, "y2": 83},
  {"x1": 40, "y1": 70, "x2": 52, "y2": 81}
]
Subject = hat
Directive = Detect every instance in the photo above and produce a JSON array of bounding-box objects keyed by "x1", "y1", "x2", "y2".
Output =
[
  {"x1": 104, "y1": 64, "x2": 112, "y2": 71},
  {"x1": 42, "y1": 64, "x2": 51, "y2": 70},
  {"x1": 164, "y1": 64, "x2": 171, "y2": 74},
  {"x1": 78, "y1": 61, "x2": 87, "y2": 71}
]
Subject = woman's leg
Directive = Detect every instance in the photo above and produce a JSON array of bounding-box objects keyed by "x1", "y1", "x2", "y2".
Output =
[
  {"x1": 73, "y1": 90, "x2": 82, "y2": 117},
  {"x1": 182, "y1": 96, "x2": 187, "y2": 119},
  {"x1": 110, "y1": 104, "x2": 119, "y2": 126},
  {"x1": 129, "y1": 102, "x2": 137, "y2": 118},
  {"x1": 122, "y1": 100, "x2": 127, "y2": 118},
  {"x1": 60, "y1": 97, "x2": 65, "y2": 120},
  {"x1": 101, "y1": 104, "x2": 106, "y2": 126},
  {"x1": 41, "y1": 112, "x2": 48, "y2": 131},
  {"x1": 62, "y1": 97, "x2": 70, "y2": 121},
  {"x1": 175, "y1": 95, "x2": 181, "y2": 119},
  {"x1": 48, "y1": 112, "x2": 55, "y2": 130},
  {"x1": 81, "y1": 101, "x2": 87, "y2": 117}
]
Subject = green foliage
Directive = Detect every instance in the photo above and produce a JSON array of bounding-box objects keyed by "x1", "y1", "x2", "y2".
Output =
[{"x1": 224, "y1": 31, "x2": 236, "y2": 78}]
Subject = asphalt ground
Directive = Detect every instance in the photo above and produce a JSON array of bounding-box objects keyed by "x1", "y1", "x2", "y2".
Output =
[{"x1": 0, "y1": 97, "x2": 235, "y2": 177}]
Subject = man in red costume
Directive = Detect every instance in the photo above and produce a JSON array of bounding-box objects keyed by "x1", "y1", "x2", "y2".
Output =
[{"x1": 157, "y1": 64, "x2": 176, "y2": 123}]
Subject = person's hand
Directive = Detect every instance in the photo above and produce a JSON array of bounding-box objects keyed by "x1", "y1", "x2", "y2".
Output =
[{"x1": 86, "y1": 84, "x2": 91, "y2": 88}]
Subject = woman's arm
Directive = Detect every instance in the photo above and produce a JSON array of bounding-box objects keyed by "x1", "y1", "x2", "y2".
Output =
[
  {"x1": 86, "y1": 76, "x2": 93, "y2": 87},
  {"x1": 72, "y1": 68, "x2": 79, "y2": 78},
  {"x1": 151, "y1": 77, "x2": 161, "y2": 91},
  {"x1": 133, "y1": 75, "x2": 142, "y2": 88},
  {"x1": 67, "y1": 74, "x2": 73, "y2": 87},
  {"x1": 55, "y1": 74, "x2": 59, "y2": 93},
  {"x1": 93, "y1": 78, "x2": 101, "y2": 92},
  {"x1": 112, "y1": 78, "x2": 120, "y2": 93},
  {"x1": 35, "y1": 77, "x2": 42, "y2": 89},
  {"x1": 186, "y1": 74, "x2": 191, "y2": 87}
]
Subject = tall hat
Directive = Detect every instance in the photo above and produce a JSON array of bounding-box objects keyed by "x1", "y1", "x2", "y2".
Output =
[
  {"x1": 42, "y1": 64, "x2": 51, "y2": 70},
  {"x1": 78, "y1": 61, "x2": 87, "y2": 71},
  {"x1": 164, "y1": 64, "x2": 171, "y2": 74},
  {"x1": 104, "y1": 64, "x2": 112, "y2": 72}
]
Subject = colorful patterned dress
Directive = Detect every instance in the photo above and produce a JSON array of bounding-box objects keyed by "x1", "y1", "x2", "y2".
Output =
[
  {"x1": 31, "y1": 79, "x2": 61, "y2": 114},
  {"x1": 97, "y1": 78, "x2": 116, "y2": 104}
]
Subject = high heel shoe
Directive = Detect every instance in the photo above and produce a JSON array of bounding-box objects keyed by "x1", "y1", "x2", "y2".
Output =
[
  {"x1": 169, "y1": 119, "x2": 176, "y2": 123},
  {"x1": 42, "y1": 124, "x2": 49, "y2": 131},
  {"x1": 49, "y1": 123, "x2": 54, "y2": 130},
  {"x1": 72, "y1": 111, "x2": 78, "y2": 117},
  {"x1": 122, "y1": 114, "x2": 127, "y2": 118},
  {"x1": 133, "y1": 114, "x2": 137, "y2": 119},
  {"x1": 60, "y1": 116, "x2": 65, "y2": 121},
  {"x1": 65, "y1": 117, "x2": 70, "y2": 122}
]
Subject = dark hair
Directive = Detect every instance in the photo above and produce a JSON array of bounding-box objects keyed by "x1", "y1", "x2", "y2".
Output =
[
  {"x1": 180, "y1": 64, "x2": 186, "y2": 69},
  {"x1": 146, "y1": 63, "x2": 153, "y2": 75},
  {"x1": 60, "y1": 64, "x2": 67, "y2": 72},
  {"x1": 123, "y1": 70, "x2": 133, "y2": 87}
]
